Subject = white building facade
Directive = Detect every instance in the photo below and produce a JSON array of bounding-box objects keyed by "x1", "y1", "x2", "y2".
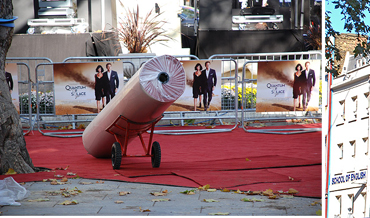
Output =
[{"x1": 327, "y1": 60, "x2": 370, "y2": 217}]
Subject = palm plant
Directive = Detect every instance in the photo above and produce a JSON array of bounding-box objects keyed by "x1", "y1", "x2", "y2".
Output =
[{"x1": 116, "y1": 2, "x2": 171, "y2": 53}]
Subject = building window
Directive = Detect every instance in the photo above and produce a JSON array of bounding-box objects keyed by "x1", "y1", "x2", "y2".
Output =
[
  {"x1": 348, "y1": 194, "x2": 354, "y2": 213},
  {"x1": 338, "y1": 143, "x2": 343, "y2": 159},
  {"x1": 335, "y1": 195, "x2": 342, "y2": 217},
  {"x1": 351, "y1": 96, "x2": 358, "y2": 119},
  {"x1": 365, "y1": 92, "x2": 370, "y2": 116},
  {"x1": 362, "y1": 137, "x2": 368, "y2": 155},
  {"x1": 349, "y1": 140, "x2": 356, "y2": 157},
  {"x1": 340, "y1": 100, "x2": 345, "y2": 121}
]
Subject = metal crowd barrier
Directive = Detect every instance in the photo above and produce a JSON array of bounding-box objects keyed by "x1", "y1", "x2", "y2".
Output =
[
  {"x1": 6, "y1": 57, "x2": 53, "y2": 135},
  {"x1": 32, "y1": 55, "x2": 240, "y2": 137},
  {"x1": 210, "y1": 51, "x2": 322, "y2": 134}
]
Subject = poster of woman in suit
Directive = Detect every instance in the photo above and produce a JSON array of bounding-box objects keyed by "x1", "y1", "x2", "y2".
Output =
[{"x1": 256, "y1": 60, "x2": 320, "y2": 112}]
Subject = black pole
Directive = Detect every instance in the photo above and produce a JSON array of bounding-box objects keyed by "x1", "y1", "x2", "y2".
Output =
[{"x1": 88, "y1": 0, "x2": 92, "y2": 32}]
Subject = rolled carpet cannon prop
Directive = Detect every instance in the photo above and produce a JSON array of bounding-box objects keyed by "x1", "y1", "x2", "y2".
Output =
[{"x1": 82, "y1": 55, "x2": 186, "y2": 169}]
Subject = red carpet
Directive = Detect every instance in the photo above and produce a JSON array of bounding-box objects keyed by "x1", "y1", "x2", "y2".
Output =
[{"x1": 1, "y1": 123, "x2": 322, "y2": 198}]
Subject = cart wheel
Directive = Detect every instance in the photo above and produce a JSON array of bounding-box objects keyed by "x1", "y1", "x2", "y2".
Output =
[
  {"x1": 151, "y1": 141, "x2": 161, "y2": 168},
  {"x1": 111, "y1": 142, "x2": 122, "y2": 170}
]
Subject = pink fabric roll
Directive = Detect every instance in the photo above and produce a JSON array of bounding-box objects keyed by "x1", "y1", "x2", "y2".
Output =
[{"x1": 82, "y1": 55, "x2": 186, "y2": 158}]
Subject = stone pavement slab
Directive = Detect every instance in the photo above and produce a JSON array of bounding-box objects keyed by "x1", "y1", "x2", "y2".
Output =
[{"x1": 0, "y1": 178, "x2": 322, "y2": 216}]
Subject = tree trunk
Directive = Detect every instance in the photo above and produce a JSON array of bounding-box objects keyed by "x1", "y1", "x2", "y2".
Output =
[{"x1": 0, "y1": 0, "x2": 35, "y2": 174}]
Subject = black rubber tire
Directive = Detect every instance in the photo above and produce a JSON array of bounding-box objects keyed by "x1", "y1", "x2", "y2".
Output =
[
  {"x1": 151, "y1": 141, "x2": 161, "y2": 168},
  {"x1": 111, "y1": 142, "x2": 122, "y2": 170}
]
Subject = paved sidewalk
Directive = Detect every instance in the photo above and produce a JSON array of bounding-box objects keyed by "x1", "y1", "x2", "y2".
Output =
[{"x1": 0, "y1": 178, "x2": 322, "y2": 216}]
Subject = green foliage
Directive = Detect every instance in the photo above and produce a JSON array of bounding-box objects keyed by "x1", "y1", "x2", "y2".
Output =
[{"x1": 326, "y1": 0, "x2": 370, "y2": 77}]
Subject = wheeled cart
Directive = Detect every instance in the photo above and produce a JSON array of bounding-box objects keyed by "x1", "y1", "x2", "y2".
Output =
[{"x1": 106, "y1": 114, "x2": 164, "y2": 170}]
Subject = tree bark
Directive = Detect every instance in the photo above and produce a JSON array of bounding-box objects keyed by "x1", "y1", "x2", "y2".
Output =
[{"x1": 0, "y1": 0, "x2": 35, "y2": 174}]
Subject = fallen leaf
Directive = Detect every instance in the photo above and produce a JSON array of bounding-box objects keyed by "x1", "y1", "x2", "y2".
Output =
[
  {"x1": 203, "y1": 199, "x2": 219, "y2": 202},
  {"x1": 119, "y1": 191, "x2": 131, "y2": 196},
  {"x1": 208, "y1": 212, "x2": 230, "y2": 215},
  {"x1": 268, "y1": 195, "x2": 279, "y2": 199},
  {"x1": 61, "y1": 177, "x2": 68, "y2": 182},
  {"x1": 62, "y1": 192, "x2": 70, "y2": 197},
  {"x1": 206, "y1": 125, "x2": 215, "y2": 129},
  {"x1": 46, "y1": 190, "x2": 61, "y2": 196},
  {"x1": 316, "y1": 210, "x2": 322, "y2": 216},
  {"x1": 150, "y1": 192, "x2": 167, "y2": 196},
  {"x1": 28, "y1": 198, "x2": 50, "y2": 202},
  {"x1": 139, "y1": 207, "x2": 151, "y2": 212},
  {"x1": 221, "y1": 188, "x2": 230, "y2": 192},
  {"x1": 5, "y1": 168, "x2": 17, "y2": 175},
  {"x1": 251, "y1": 191, "x2": 261, "y2": 195},
  {"x1": 66, "y1": 172, "x2": 76, "y2": 176},
  {"x1": 289, "y1": 176, "x2": 294, "y2": 180},
  {"x1": 96, "y1": 180, "x2": 104, "y2": 184},
  {"x1": 162, "y1": 190, "x2": 168, "y2": 193},
  {"x1": 151, "y1": 198, "x2": 170, "y2": 202},
  {"x1": 180, "y1": 189, "x2": 197, "y2": 195},
  {"x1": 233, "y1": 189, "x2": 244, "y2": 194},
  {"x1": 262, "y1": 189, "x2": 274, "y2": 196},
  {"x1": 59, "y1": 200, "x2": 79, "y2": 205},
  {"x1": 115, "y1": 200, "x2": 124, "y2": 204},
  {"x1": 198, "y1": 184, "x2": 210, "y2": 191},
  {"x1": 311, "y1": 201, "x2": 321, "y2": 206},
  {"x1": 282, "y1": 195, "x2": 294, "y2": 199},
  {"x1": 54, "y1": 174, "x2": 64, "y2": 178},
  {"x1": 20, "y1": 182, "x2": 26, "y2": 185},
  {"x1": 207, "y1": 189, "x2": 217, "y2": 192},
  {"x1": 69, "y1": 175, "x2": 80, "y2": 179},
  {"x1": 241, "y1": 198, "x2": 264, "y2": 202},
  {"x1": 114, "y1": 174, "x2": 120, "y2": 176},
  {"x1": 50, "y1": 180, "x2": 58, "y2": 185},
  {"x1": 43, "y1": 179, "x2": 48, "y2": 182},
  {"x1": 245, "y1": 158, "x2": 251, "y2": 161},
  {"x1": 79, "y1": 182, "x2": 93, "y2": 185},
  {"x1": 288, "y1": 188, "x2": 299, "y2": 194}
]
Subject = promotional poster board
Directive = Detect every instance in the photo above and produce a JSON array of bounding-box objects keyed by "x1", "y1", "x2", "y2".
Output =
[
  {"x1": 54, "y1": 62, "x2": 124, "y2": 115},
  {"x1": 54, "y1": 60, "x2": 222, "y2": 115},
  {"x1": 256, "y1": 60, "x2": 321, "y2": 112},
  {"x1": 167, "y1": 60, "x2": 222, "y2": 112},
  {"x1": 5, "y1": 63, "x2": 20, "y2": 113}
]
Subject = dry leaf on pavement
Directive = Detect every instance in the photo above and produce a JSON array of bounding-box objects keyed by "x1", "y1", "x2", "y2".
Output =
[
  {"x1": 119, "y1": 191, "x2": 131, "y2": 196},
  {"x1": 203, "y1": 199, "x2": 219, "y2": 202},
  {"x1": 115, "y1": 201, "x2": 124, "y2": 204},
  {"x1": 79, "y1": 182, "x2": 93, "y2": 185},
  {"x1": 151, "y1": 198, "x2": 170, "y2": 202},
  {"x1": 288, "y1": 188, "x2": 299, "y2": 194},
  {"x1": 208, "y1": 212, "x2": 230, "y2": 215},
  {"x1": 59, "y1": 200, "x2": 79, "y2": 205},
  {"x1": 28, "y1": 198, "x2": 50, "y2": 202},
  {"x1": 139, "y1": 207, "x2": 151, "y2": 212},
  {"x1": 198, "y1": 184, "x2": 210, "y2": 191}
]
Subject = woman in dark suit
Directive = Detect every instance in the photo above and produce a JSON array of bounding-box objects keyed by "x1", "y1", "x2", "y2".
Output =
[
  {"x1": 292, "y1": 63, "x2": 306, "y2": 111},
  {"x1": 192, "y1": 63, "x2": 204, "y2": 111},
  {"x1": 95, "y1": 65, "x2": 109, "y2": 113}
]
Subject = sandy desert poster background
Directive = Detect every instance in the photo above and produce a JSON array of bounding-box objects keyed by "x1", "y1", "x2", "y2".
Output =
[{"x1": 256, "y1": 60, "x2": 321, "y2": 112}]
